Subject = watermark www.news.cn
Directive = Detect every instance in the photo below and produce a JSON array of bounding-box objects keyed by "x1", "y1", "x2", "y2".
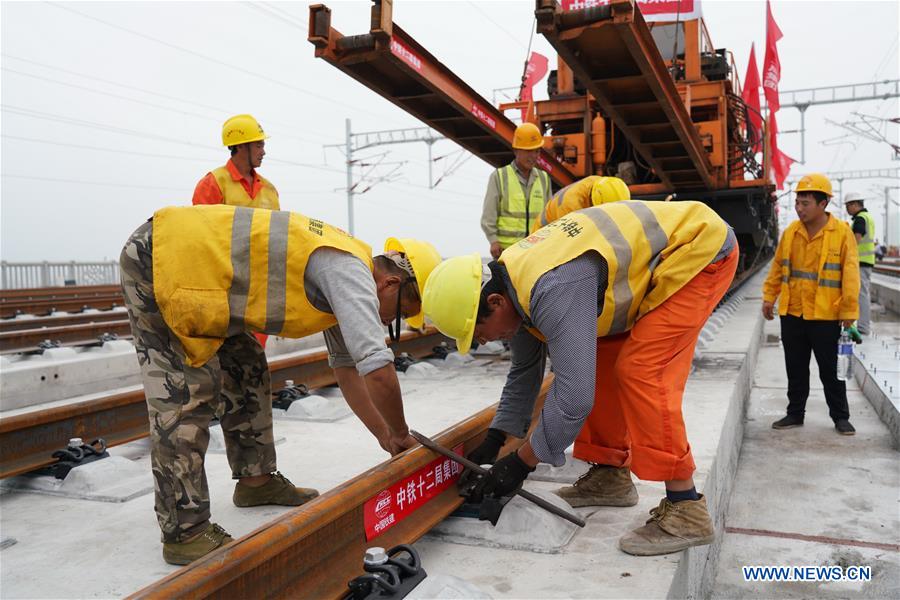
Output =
[{"x1": 743, "y1": 565, "x2": 872, "y2": 582}]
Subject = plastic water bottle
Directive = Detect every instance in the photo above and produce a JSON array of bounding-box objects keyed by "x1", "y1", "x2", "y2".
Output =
[{"x1": 837, "y1": 330, "x2": 853, "y2": 381}]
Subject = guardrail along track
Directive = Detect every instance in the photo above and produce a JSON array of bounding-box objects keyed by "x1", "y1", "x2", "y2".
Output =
[
  {"x1": 0, "y1": 319, "x2": 133, "y2": 354},
  {"x1": 128, "y1": 376, "x2": 552, "y2": 600},
  {"x1": 0, "y1": 329, "x2": 447, "y2": 479}
]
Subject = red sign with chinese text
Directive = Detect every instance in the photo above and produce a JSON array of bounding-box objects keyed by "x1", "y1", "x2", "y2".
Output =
[
  {"x1": 535, "y1": 155, "x2": 554, "y2": 173},
  {"x1": 560, "y1": 0, "x2": 701, "y2": 22},
  {"x1": 390, "y1": 37, "x2": 423, "y2": 72},
  {"x1": 470, "y1": 103, "x2": 497, "y2": 131},
  {"x1": 363, "y1": 445, "x2": 464, "y2": 540}
]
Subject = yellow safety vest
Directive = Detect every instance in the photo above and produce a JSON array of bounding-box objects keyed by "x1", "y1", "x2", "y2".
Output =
[
  {"x1": 500, "y1": 201, "x2": 727, "y2": 338},
  {"x1": 212, "y1": 166, "x2": 280, "y2": 210},
  {"x1": 496, "y1": 164, "x2": 549, "y2": 249},
  {"x1": 532, "y1": 176, "x2": 600, "y2": 233},
  {"x1": 856, "y1": 210, "x2": 875, "y2": 266},
  {"x1": 152, "y1": 205, "x2": 373, "y2": 367}
]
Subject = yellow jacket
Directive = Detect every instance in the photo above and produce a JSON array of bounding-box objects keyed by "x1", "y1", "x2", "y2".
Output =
[
  {"x1": 502, "y1": 200, "x2": 727, "y2": 337},
  {"x1": 762, "y1": 214, "x2": 859, "y2": 321},
  {"x1": 152, "y1": 205, "x2": 372, "y2": 366},
  {"x1": 531, "y1": 176, "x2": 600, "y2": 233}
]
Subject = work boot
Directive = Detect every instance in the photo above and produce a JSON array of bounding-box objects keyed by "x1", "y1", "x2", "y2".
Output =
[
  {"x1": 618, "y1": 495, "x2": 715, "y2": 556},
  {"x1": 233, "y1": 471, "x2": 319, "y2": 507},
  {"x1": 162, "y1": 523, "x2": 232, "y2": 566},
  {"x1": 835, "y1": 419, "x2": 856, "y2": 435},
  {"x1": 772, "y1": 414, "x2": 804, "y2": 429},
  {"x1": 554, "y1": 464, "x2": 638, "y2": 507}
]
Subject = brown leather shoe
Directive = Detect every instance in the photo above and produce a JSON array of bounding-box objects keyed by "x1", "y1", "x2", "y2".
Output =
[
  {"x1": 554, "y1": 464, "x2": 639, "y2": 507},
  {"x1": 233, "y1": 472, "x2": 319, "y2": 507},
  {"x1": 618, "y1": 494, "x2": 715, "y2": 556},
  {"x1": 162, "y1": 523, "x2": 232, "y2": 566}
]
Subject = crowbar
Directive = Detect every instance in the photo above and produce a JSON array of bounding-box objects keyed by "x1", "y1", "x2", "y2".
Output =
[{"x1": 410, "y1": 430, "x2": 585, "y2": 528}]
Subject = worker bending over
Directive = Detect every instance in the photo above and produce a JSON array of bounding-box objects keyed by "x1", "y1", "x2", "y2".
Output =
[
  {"x1": 532, "y1": 175, "x2": 631, "y2": 232},
  {"x1": 481, "y1": 122, "x2": 551, "y2": 259},
  {"x1": 763, "y1": 174, "x2": 859, "y2": 434},
  {"x1": 120, "y1": 205, "x2": 439, "y2": 565},
  {"x1": 425, "y1": 200, "x2": 738, "y2": 555}
]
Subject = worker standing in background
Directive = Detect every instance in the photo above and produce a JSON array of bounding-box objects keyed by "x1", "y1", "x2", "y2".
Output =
[
  {"x1": 481, "y1": 122, "x2": 551, "y2": 260},
  {"x1": 425, "y1": 200, "x2": 738, "y2": 556},
  {"x1": 762, "y1": 173, "x2": 859, "y2": 435},
  {"x1": 844, "y1": 192, "x2": 876, "y2": 335},
  {"x1": 120, "y1": 205, "x2": 440, "y2": 565},
  {"x1": 193, "y1": 114, "x2": 280, "y2": 209},
  {"x1": 193, "y1": 114, "x2": 280, "y2": 347},
  {"x1": 532, "y1": 175, "x2": 630, "y2": 232}
]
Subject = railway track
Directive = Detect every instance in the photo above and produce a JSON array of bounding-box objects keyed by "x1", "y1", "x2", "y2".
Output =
[
  {"x1": 128, "y1": 376, "x2": 551, "y2": 600},
  {"x1": 1, "y1": 284, "x2": 124, "y2": 318},
  {"x1": 0, "y1": 318, "x2": 133, "y2": 354},
  {"x1": 0, "y1": 328, "x2": 449, "y2": 479},
  {"x1": 873, "y1": 264, "x2": 900, "y2": 278}
]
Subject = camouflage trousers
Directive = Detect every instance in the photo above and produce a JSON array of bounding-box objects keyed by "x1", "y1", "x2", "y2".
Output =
[{"x1": 120, "y1": 221, "x2": 277, "y2": 543}]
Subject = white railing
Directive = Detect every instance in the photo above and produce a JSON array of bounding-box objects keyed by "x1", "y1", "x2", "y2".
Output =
[{"x1": 1, "y1": 261, "x2": 120, "y2": 289}]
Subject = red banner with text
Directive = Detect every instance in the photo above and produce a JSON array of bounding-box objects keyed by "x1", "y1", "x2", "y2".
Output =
[
  {"x1": 363, "y1": 445, "x2": 464, "y2": 540},
  {"x1": 561, "y1": 0, "x2": 702, "y2": 22}
]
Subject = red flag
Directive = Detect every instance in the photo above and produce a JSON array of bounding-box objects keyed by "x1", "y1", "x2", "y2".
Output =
[
  {"x1": 768, "y1": 111, "x2": 795, "y2": 189},
  {"x1": 741, "y1": 43, "x2": 763, "y2": 152},
  {"x1": 519, "y1": 52, "x2": 549, "y2": 121},
  {"x1": 762, "y1": 0, "x2": 783, "y2": 112}
]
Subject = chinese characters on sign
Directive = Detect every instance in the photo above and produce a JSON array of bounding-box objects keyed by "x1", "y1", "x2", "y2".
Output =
[
  {"x1": 470, "y1": 103, "x2": 497, "y2": 131},
  {"x1": 560, "y1": 0, "x2": 701, "y2": 22},
  {"x1": 390, "y1": 38, "x2": 423, "y2": 72},
  {"x1": 363, "y1": 445, "x2": 464, "y2": 540},
  {"x1": 535, "y1": 155, "x2": 554, "y2": 174}
]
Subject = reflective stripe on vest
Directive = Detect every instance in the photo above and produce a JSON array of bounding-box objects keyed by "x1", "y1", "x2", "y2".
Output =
[
  {"x1": 500, "y1": 200, "x2": 728, "y2": 337},
  {"x1": 212, "y1": 166, "x2": 280, "y2": 210},
  {"x1": 152, "y1": 205, "x2": 372, "y2": 367},
  {"x1": 496, "y1": 165, "x2": 548, "y2": 248},
  {"x1": 857, "y1": 211, "x2": 875, "y2": 265}
]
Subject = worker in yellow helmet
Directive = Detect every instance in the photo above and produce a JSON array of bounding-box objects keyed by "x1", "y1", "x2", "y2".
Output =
[
  {"x1": 193, "y1": 114, "x2": 280, "y2": 210},
  {"x1": 481, "y1": 122, "x2": 551, "y2": 259},
  {"x1": 425, "y1": 200, "x2": 739, "y2": 556},
  {"x1": 532, "y1": 175, "x2": 630, "y2": 232},
  {"x1": 762, "y1": 173, "x2": 860, "y2": 435},
  {"x1": 119, "y1": 205, "x2": 440, "y2": 565}
]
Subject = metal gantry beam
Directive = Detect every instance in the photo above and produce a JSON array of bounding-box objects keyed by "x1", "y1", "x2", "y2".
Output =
[
  {"x1": 778, "y1": 80, "x2": 900, "y2": 110},
  {"x1": 775, "y1": 80, "x2": 899, "y2": 164}
]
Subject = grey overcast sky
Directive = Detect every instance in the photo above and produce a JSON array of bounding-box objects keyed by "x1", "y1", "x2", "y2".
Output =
[{"x1": 1, "y1": 0, "x2": 898, "y2": 262}]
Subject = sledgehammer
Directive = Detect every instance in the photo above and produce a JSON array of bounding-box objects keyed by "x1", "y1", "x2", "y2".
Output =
[{"x1": 410, "y1": 430, "x2": 585, "y2": 528}]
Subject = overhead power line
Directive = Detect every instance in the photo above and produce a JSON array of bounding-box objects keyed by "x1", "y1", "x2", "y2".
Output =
[{"x1": 46, "y1": 1, "x2": 407, "y2": 126}]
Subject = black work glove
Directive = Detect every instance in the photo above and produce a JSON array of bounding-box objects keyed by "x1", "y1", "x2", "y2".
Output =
[
  {"x1": 467, "y1": 428, "x2": 506, "y2": 466},
  {"x1": 482, "y1": 451, "x2": 535, "y2": 499},
  {"x1": 458, "y1": 429, "x2": 507, "y2": 501}
]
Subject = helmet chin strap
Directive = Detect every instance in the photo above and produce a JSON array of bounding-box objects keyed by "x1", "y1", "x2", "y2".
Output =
[{"x1": 389, "y1": 278, "x2": 415, "y2": 343}]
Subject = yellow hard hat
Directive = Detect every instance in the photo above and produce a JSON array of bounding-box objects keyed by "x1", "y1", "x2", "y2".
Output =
[
  {"x1": 222, "y1": 114, "x2": 269, "y2": 147},
  {"x1": 795, "y1": 173, "x2": 833, "y2": 197},
  {"x1": 512, "y1": 122, "x2": 544, "y2": 150},
  {"x1": 423, "y1": 254, "x2": 482, "y2": 354},
  {"x1": 383, "y1": 238, "x2": 442, "y2": 329},
  {"x1": 590, "y1": 176, "x2": 631, "y2": 205}
]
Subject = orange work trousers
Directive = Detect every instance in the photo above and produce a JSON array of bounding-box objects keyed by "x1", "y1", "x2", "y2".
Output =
[{"x1": 573, "y1": 246, "x2": 739, "y2": 481}]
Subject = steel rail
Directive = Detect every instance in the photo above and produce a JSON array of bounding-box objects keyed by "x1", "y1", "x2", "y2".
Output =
[
  {"x1": 0, "y1": 295, "x2": 124, "y2": 318},
  {"x1": 0, "y1": 319, "x2": 133, "y2": 354},
  {"x1": 0, "y1": 329, "x2": 448, "y2": 479},
  {"x1": 0, "y1": 310, "x2": 127, "y2": 332},
  {"x1": 128, "y1": 376, "x2": 552, "y2": 600},
  {"x1": 873, "y1": 264, "x2": 900, "y2": 278},
  {"x1": 0, "y1": 284, "x2": 122, "y2": 302}
]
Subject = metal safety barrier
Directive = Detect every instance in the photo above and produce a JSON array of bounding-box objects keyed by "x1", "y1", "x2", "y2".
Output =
[{"x1": 1, "y1": 261, "x2": 120, "y2": 290}]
